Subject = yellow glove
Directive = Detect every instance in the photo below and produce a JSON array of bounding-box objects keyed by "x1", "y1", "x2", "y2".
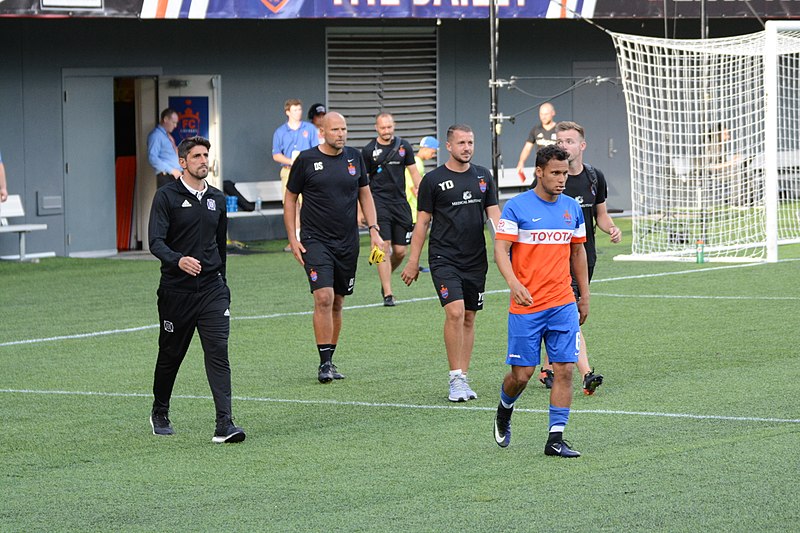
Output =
[{"x1": 368, "y1": 245, "x2": 386, "y2": 265}]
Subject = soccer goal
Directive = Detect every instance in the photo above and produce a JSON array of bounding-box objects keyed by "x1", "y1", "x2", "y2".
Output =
[{"x1": 611, "y1": 21, "x2": 800, "y2": 263}]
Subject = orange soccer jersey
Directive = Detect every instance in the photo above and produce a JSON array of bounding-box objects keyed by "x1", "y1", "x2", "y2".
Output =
[{"x1": 495, "y1": 190, "x2": 586, "y2": 314}]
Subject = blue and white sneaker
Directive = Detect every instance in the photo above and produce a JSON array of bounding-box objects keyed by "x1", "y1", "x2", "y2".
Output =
[
  {"x1": 448, "y1": 376, "x2": 469, "y2": 402},
  {"x1": 494, "y1": 403, "x2": 513, "y2": 448}
]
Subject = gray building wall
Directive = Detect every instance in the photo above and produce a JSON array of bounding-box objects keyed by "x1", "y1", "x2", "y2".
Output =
[{"x1": 0, "y1": 17, "x2": 761, "y2": 256}]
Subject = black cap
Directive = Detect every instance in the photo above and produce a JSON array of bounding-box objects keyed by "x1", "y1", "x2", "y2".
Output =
[{"x1": 307, "y1": 103, "x2": 327, "y2": 121}]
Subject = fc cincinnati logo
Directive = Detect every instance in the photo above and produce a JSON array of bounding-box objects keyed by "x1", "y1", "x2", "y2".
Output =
[
  {"x1": 439, "y1": 285, "x2": 449, "y2": 299},
  {"x1": 302, "y1": 131, "x2": 308, "y2": 137},
  {"x1": 563, "y1": 210, "x2": 572, "y2": 223},
  {"x1": 309, "y1": 269, "x2": 318, "y2": 282},
  {"x1": 348, "y1": 163, "x2": 356, "y2": 176},
  {"x1": 479, "y1": 178, "x2": 487, "y2": 193},
  {"x1": 399, "y1": 147, "x2": 406, "y2": 157}
]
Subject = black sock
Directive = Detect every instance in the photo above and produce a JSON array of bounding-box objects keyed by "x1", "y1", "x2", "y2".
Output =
[
  {"x1": 318, "y1": 344, "x2": 333, "y2": 365},
  {"x1": 547, "y1": 431, "x2": 563, "y2": 444},
  {"x1": 329, "y1": 344, "x2": 337, "y2": 362}
]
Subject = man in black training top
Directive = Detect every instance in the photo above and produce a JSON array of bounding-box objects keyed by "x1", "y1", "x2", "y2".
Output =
[
  {"x1": 284, "y1": 111, "x2": 384, "y2": 383},
  {"x1": 401, "y1": 124, "x2": 500, "y2": 402},
  {"x1": 148, "y1": 135, "x2": 245, "y2": 444},
  {"x1": 362, "y1": 112, "x2": 424, "y2": 306}
]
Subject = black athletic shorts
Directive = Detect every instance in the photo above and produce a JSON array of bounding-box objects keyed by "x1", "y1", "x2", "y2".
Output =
[
  {"x1": 570, "y1": 260, "x2": 595, "y2": 301},
  {"x1": 375, "y1": 200, "x2": 413, "y2": 245},
  {"x1": 430, "y1": 260, "x2": 487, "y2": 311},
  {"x1": 302, "y1": 238, "x2": 358, "y2": 296}
]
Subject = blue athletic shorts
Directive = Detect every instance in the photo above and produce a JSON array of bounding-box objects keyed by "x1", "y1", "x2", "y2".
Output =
[{"x1": 505, "y1": 302, "x2": 581, "y2": 367}]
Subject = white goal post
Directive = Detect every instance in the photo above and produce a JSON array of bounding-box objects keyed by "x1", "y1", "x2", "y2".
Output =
[{"x1": 611, "y1": 21, "x2": 800, "y2": 263}]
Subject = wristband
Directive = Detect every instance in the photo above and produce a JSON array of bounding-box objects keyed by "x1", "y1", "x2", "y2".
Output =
[{"x1": 369, "y1": 224, "x2": 380, "y2": 232}]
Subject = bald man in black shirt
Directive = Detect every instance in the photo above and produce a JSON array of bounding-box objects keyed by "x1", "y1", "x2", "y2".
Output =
[{"x1": 285, "y1": 112, "x2": 384, "y2": 383}]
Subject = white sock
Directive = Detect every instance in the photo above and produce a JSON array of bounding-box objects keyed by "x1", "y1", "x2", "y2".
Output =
[{"x1": 449, "y1": 369, "x2": 462, "y2": 381}]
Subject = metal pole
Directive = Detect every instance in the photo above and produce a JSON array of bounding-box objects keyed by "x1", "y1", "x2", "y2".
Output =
[
  {"x1": 489, "y1": 0, "x2": 500, "y2": 180},
  {"x1": 700, "y1": 0, "x2": 707, "y2": 38}
]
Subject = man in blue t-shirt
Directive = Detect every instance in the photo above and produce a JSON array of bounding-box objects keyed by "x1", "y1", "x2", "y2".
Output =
[{"x1": 273, "y1": 99, "x2": 320, "y2": 251}]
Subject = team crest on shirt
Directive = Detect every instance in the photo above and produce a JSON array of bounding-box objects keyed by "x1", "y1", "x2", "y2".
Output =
[
  {"x1": 478, "y1": 177, "x2": 487, "y2": 193},
  {"x1": 302, "y1": 130, "x2": 309, "y2": 138},
  {"x1": 206, "y1": 198, "x2": 216, "y2": 211},
  {"x1": 348, "y1": 162, "x2": 356, "y2": 176},
  {"x1": 563, "y1": 210, "x2": 572, "y2": 223},
  {"x1": 399, "y1": 147, "x2": 406, "y2": 157},
  {"x1": 439, "y1": 285, "x2": 449, "y2": 299},
  {"x1": 463, "y1": 190, "x2": 472, "y2": 200},
  {"x1": 309, "y1": 268, "x2": 318, "y2": 282},
  {"x1": 575, "y1": 195, "x2": 584, "y2": 205}
]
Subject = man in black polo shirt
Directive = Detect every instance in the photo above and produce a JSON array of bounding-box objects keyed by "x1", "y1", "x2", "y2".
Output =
[
  {"x1": 401, "y1": 124, "x2": 501, "y2": 402},
  {"x1": 148, "y1": 136, "x2": 245, "y2": 444},
  {"x1": 284, "y1": 111, "x2": 384, "y2": 383},
  {"x1": 362, "y1": 113, "x2": 424, "y2": 307},
  {"x1": 537, "y1": 121, "x2": 623, "y2": 395}
]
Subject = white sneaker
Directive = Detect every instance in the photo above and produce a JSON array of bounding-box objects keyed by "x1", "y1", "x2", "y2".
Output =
[
  {"x1": 461, "y1": 375, "x2": 477, "y2": 400},
  {"x1": 448, "y1": 375, "x2": 469, "y2": 402}
]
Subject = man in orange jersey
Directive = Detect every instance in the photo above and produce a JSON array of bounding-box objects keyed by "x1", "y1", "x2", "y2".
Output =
[{"x1": 492, "y1": 144, "x2": 589, "y2": 458}]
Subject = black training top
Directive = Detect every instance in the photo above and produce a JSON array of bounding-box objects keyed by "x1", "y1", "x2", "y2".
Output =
[
  {"x1": 361, "y1": 137, "x2": 416, "y2": 204},
  {"x1": 149, "y1": 179, "x2": 227, "y2": 292},
  {"x1": 563, "y1": 164, "x2": 609, "y2": 267},
  {"x1": 417, "y1": 163, "x2": 498, "y2": 270},
  {"x1": 526, "y1": 124, "x2": 558, "y2": 152},
  {"x1": 287, "y1": 145, "x2": 369, "y2": 250}
]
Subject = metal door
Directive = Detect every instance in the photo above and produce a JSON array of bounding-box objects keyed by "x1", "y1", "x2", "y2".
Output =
[
  {"x1": 158, "y1": 75, "x2": 222, "y2": 188},
  {"x1": 572, "y1": 62, "x2": 631, "y2": 212},
  {"x1": 63, "y1": 76, "x2": 117, "y2": 257}
]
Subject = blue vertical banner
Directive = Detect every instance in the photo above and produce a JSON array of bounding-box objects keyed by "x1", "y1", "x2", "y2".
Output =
[{"x1": 169, "y1": 97, "x2": 209, "y2": 144}]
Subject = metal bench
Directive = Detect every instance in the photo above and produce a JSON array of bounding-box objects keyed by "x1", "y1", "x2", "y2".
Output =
[{"x1": 0, "y1": 194, "x2": 50, "y2": 261}]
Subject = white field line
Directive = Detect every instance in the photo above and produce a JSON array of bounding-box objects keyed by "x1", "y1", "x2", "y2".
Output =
[
  {"x1": 0, "y1": 260, "x2": 792, "y2": 348},
  {"x1": 1, "y1": 388, "x2": 798, "y2": 424}
]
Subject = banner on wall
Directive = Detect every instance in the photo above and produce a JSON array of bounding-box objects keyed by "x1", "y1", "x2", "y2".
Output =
[
  {"x1": 1, "y1": 0, "x2": 799, "y2": 18},
  {"x1": 168, "y1": 97, "x2": 209, "y2": 144}
]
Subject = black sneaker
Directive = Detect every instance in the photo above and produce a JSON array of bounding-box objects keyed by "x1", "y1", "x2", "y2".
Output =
[
  {"x1": 493, "y1": 403, "x2": 513, "y2": 448},
  {"x1": 330, "y1": 363, "x2": 346, "y2": 380},
  {"x1": 544, "y1": 440, "x2": 581, "y2": 458},
  {"x1": 539, "y1": 368, "x2": 554, "y2": 389},
  {"x1": 212, "y1": 420, "x2": 246, "y2": 444},
  {"x1": 583, "y1": 368, "x2": 604, "y2": 395},
  {"x1": 150, "y1": 410, "x2": 175, "y2": 436},
  {"x1": 318, "y1": 362, "x2": 334, "y2": 383},
  {"x1": 383, "y1": 294, "x2": 396, "y2": 307}
]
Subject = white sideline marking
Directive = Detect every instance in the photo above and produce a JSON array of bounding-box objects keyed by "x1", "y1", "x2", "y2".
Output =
[
  {"x1": 0, "y1": 260, "x2": 794, "y2": 348},
  {"x1": 593, "y1": 293, "x2": 800, "y2": 301},
  {"x1": 1, "y1": 388, "x2": 798, "y2": 424}
]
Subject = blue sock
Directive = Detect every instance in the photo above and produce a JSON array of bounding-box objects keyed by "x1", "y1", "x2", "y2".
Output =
[
  {"x1": 548, "y1": 405, "x2": 570, "y2": 435},
  {"x1": 500, "y1": 386, "x2": 520, "y2": 409}
]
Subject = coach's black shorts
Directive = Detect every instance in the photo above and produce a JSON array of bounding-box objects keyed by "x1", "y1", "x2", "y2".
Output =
[
  {"x1": 430, "y1": 260, "x2": 487, "y2": 311},
  {"x1": 570, "y1": 259, "x2": 595, "y2": 301},
  {"x1": 375, "y1": 200, "x2": 413, "y2": 245},
  {"x1": 302, "y1": 238, "x2": 358, "y2": 296}
]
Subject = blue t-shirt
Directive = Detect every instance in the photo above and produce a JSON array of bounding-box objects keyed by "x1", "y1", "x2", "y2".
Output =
[{"x1": 272, "y1": 121, "x2": 320, "y2": 161}]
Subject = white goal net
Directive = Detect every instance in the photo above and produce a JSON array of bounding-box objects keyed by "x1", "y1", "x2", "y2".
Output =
[{"x1": 611, "y1": 21, "x2": 800, "y2": 262}]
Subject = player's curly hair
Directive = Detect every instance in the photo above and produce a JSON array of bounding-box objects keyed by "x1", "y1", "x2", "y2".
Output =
[{"x1": 535, "y1": 144, "x2": 568, "y2": 169}]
